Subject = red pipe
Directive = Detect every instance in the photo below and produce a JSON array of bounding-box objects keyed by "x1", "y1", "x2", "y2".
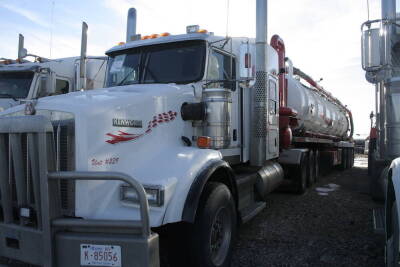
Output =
[{"x1": 270, "y1": 35, "x2": 286, "y2": 107}]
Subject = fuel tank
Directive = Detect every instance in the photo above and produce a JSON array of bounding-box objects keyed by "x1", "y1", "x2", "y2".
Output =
[{"x1": 286, "y1": 76, "x2": 349, "y2": 138}]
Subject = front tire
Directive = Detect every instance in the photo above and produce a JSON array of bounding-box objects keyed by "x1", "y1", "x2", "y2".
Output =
[{"x1": 191, "y1": 182, "x2": 237, "y2": 267}]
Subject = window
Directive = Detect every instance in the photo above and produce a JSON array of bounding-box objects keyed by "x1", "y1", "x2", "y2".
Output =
[
  {"x1": 0, "y1": 71, "x2": 34, "y2": 99},
  {"x1": 55, "y1": 79, "x2": 69, "y2": 95},
  {"x1": 106, "y1": 40, "x2": 206, "y2": 86},
  {"x1": 207, "y1": 50, "x2": 236, "y2": 90},
  {"x1": 268, "y1": 80, "x2": 277, "y2": 115}
]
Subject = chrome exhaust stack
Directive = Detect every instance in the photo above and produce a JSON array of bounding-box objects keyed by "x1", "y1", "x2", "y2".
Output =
[
  {"x1": 382, "y1": 0, "x2": 396, "y2": 20},
  {"x1": 250, "y1": 0, "x2": 268, "y2": 167},
  {"x1": 126, "y1": 8, "x2": 137, "y2": 42},
  {"x1": 79, "y1": 22, "x2": 88, "y2": 90},
  {"x1": 17, "y1": 34, "x2": 27, "y2": 62}
]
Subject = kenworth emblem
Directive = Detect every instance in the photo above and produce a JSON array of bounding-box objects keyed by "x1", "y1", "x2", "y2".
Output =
[
  {"x1": 107, "y1": 111, "x2": 177, "y2": 144},
  {"x1": 112, "y1": 118, "x2": 142, "y2": 128}
]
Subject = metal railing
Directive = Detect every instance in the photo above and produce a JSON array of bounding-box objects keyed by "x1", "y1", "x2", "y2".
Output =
[{"x1": 48, "y1": 171, "x2": 151, "y2": 238}]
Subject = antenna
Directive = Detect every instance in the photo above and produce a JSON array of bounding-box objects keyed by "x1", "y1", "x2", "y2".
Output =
[
  {"x1": 367, "y1": 0, "x2": 370, "y2": 21},
  {"x1": 225, "y1": 0, "x2": 230, "y2": 37},
  {"x1": 50, "y1": 0, "x2": 55, "y2": 58}
]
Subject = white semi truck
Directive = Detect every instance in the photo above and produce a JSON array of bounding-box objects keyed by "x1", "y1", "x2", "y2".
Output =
[
  {"x1": 362, "y1": 0, "x2": 400, "y2": 266},
  {"x1": 0, "y1": 22, "x2": 106, "y2": 112},
  {"x1": 0, "y1": 2, "x2": 353, "y2": 267}
]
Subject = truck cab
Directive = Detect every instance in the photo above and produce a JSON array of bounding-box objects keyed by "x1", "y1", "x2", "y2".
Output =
[
  {"x1": 0, "y1": 4, "x2": 353, "y2": 267},
  {"x1": 0, "y1": 57, "x2": 107, "y2": 112}
]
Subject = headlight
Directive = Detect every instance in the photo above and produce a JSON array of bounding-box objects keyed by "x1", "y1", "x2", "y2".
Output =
[{"x1": 120, "y1": 184, "x2": 164, "y2": 207}]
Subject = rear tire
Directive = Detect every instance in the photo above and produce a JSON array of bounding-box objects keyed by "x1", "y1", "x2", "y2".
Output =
[
  {"x1": 307, "y1": 150, "x2": 315, "y2": 187},
  {"x1": 387, "y1": 202, "x2": 400, "y2": 267},
  {"x1": 191, "y1": 182, "x2": 237, "y2": 267},
  {"x1": 314, "y1": 150, "x2": 320, "y2": 183},
  {"x1": 340, "y1": 148, "x2": 347, "y2": 170},
  {"x1": 294, "y1": 153, "x2": 308, "y2": 194}
]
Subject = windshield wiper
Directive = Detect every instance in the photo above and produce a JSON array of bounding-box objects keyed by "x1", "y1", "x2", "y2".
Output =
[
  {"x1": 117, "y1": 68, "x2": 137, "y2": 86},
  {"x1": 0, "y1": 94, "x2": 18, "y2": 101}
]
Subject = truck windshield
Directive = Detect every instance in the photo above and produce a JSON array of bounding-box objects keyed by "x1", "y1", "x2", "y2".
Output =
[
  {"x1": 106, "y1": 40, "x2": 206, "y2": 86},
  {"x1": 0, "y1": 72, "x2": 34, "y2": 99}
]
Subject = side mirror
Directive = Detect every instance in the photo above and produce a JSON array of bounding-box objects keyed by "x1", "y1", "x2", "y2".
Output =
[
  {"x1": 239, "y1": 43, "x2": 255, "y2": 87},
  {"x1": 361, "y1": 28, "x2": 382, "y2": 70}
]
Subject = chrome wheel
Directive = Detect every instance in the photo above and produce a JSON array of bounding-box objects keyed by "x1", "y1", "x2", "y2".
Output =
[{"x1": 210, "y1": 207, "x2": 232, "y2": 266}]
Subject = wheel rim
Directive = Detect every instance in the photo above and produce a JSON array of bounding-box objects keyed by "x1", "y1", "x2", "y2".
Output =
[{"x1": 210, "y1": 206, "x2": 232, "y2": 265}]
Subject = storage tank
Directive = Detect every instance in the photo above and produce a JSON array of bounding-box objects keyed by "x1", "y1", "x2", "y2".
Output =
[{"x1": 286, "y1": 75, "x2": 349, "y2": 138}]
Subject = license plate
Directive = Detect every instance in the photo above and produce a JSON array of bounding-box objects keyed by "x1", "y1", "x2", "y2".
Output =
[{"x1": 80, "y1": 244, "x2": 121, "y2": 266}]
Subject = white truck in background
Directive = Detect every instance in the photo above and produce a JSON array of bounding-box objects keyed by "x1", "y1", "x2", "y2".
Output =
[
  {"x1": 0, "y1": 22, "x2": 106, "y2": 112},
  {"x1": 362, "y1": 0, "x2": 400, "y2": 266},
  {"x1": 0, "y1": 2, "x2": 353, "y2": 267}
]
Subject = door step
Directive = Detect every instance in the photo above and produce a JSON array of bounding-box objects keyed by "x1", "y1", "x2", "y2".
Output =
[{"x1": 373, "y1": 207, "x2": 385, "y2": 235}]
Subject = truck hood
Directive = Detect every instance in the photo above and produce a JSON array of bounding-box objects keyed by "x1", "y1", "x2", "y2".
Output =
[
  {"x1": 33, "y1": 83, "x2": 193, "y2": 113},
  {"x1": 0, "y1": 98, "x2": 20, "y2": 112}
]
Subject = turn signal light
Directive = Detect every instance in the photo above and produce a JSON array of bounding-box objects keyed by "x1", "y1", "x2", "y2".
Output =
[{"x1": 197, "y1": 136, "x2": 212, "y2": 149}]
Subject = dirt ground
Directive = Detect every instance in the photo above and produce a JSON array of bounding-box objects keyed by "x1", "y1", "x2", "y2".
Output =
[{"x1": 231, "y1": 155, "x2": 385, "y2": 267}]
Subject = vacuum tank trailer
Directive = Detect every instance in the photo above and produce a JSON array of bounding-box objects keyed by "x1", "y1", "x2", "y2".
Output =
[{"x1": 0, "y1": 1, "x2": 353, "y2": 266}]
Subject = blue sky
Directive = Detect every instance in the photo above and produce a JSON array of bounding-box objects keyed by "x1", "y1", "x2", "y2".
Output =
[{"x1": 0, "y1": 0, "x2": 384, "y2": 135}]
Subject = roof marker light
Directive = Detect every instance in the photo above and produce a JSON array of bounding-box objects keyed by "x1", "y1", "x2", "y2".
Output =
[
  {"x1": 160, "y1": 32, "x2": 170, "y2": 37},
  {"x1": 186, "y1": 25, "x2": 200, "y2": 33},
  {"x1": 197, "y1": 29, "x2": 208, "y2": 33},
  {"x1": 150, "y1": 34, "x2": 159, "y2": 39},
  {"x1": 142, "y1": 35, "x2": 151, "y2": 40},
  {"x1": 117, "y1": 42, "x2": 126, "y2": 46}
]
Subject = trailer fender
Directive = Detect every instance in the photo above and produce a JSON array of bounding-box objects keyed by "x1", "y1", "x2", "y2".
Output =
[{"x1": 181, "y1": 159, "x2": 237, "y2": 223}]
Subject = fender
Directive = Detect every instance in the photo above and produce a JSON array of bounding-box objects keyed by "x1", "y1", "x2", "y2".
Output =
[
  {"x1": 181, "y1": 159, "x2": 238, "y2": 223},
  {"x1": 388, "y1": 158, "x2": 400, "y2": 236}
]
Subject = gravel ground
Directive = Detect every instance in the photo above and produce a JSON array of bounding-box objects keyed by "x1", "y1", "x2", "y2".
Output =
[
  {"x1": 231, "y1": 155, "x2": 385, "y2": 267},
  {"x1": 1, "y1": 155, "x2": 384, "y2": 267}
]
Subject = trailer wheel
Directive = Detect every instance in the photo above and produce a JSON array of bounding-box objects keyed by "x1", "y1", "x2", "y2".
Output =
[
  {"x1": 387, "y1": 202, "x2": 400, "y2": 267},
  {"x1": 340, "y1": 149, "x2": 347, "y2": 170},
  {"x1": 191, "y1": 182, "x2": 237, "y2": 267},
  {"x1": 307, "y1": 150, "x2": 315, "y2": 187},
  {"x1": 294, "y1": 154, "x2": 308, "y2": 194},
  {"x1": 314, "y1": 150, "x2": 320, "y2": 183}
]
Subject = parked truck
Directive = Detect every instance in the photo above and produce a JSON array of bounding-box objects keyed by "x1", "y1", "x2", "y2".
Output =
[
  {"x1": 0, "y1": 1, "x2": 353, "y2": 266},
  {"x1": 362, "y1": 0, "x2": 400, "y2": 266},
  {"x1": 0, "y1": 22, "x2": 106, "y2": 112}
]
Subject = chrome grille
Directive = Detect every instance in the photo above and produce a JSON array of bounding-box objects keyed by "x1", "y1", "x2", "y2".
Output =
[
  {"x1": 0, "y1": 116, "x2": 75, "y2": 229},
  {"x1": 52, "y1": 120, "x2": 75, "y2": 216}
]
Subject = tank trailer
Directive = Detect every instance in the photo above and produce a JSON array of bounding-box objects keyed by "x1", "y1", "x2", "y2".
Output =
[{"x1": 0, "y1": 1, "x2": 353, "y2": 266}]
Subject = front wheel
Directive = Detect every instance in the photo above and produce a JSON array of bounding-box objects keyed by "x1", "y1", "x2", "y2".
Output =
[{"x1": 191, "y1": 182, "x2": 237, "y2": 267}]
